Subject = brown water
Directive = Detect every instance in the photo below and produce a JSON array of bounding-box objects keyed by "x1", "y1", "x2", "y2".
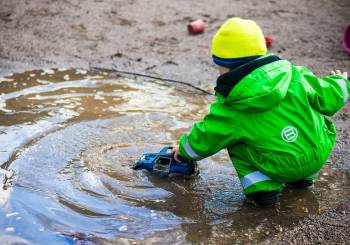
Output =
[{"x1": 0, "y1": 69, "x2": 349, "y2": 245}]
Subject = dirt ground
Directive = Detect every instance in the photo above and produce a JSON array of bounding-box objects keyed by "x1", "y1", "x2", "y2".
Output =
[{"x1": 1, "y1": 0, "x2": 350, "y2": 244}]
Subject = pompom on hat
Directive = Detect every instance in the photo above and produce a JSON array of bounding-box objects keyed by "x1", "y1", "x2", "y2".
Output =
[{"x1": 211, "y1": 17, "x2": 267, "y2": 67}]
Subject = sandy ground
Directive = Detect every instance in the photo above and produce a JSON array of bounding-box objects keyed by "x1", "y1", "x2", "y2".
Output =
[{"x1": 1, "y1": 0, "x2": 350, "y2": 244}]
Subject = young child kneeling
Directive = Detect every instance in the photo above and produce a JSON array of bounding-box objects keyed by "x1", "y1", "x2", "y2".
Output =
[{"x1": 173, "y1": 17, "x2": 349, "y2": 207}]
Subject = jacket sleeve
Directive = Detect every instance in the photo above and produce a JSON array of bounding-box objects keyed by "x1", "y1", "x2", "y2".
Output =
[
  {"x1": 300, "y1": 67, "x2": 349, "y2": 116},
  {"x1": 178, "y1": 101, "x2": 238, "y2": 160}
]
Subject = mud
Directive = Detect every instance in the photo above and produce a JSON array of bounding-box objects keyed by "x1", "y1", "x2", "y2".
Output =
[
  {"x1": 0, "y1": 0, "x2": 350, "y2": 244},
  {"x1": 1, "y1": 0, "x2": 350, "y2": 83}
]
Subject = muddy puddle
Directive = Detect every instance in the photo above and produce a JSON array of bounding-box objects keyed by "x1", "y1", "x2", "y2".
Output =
[{"x1": 0, "y1": 69, "x2": 349, "y2": 245}]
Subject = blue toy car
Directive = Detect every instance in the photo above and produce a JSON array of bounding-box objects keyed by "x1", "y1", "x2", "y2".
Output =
[{"x1": 133, "y1": 146, "x2": 199, "y2": 177}]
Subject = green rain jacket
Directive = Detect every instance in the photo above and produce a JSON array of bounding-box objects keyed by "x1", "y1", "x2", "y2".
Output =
[{"x1": 179, "y1": 55, "x2": 349, "y2": 182}]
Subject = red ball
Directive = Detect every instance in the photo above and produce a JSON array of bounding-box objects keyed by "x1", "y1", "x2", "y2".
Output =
[
  {"x1": 188, "y1": 20, "x2": 206, "y2": 34},
  {"x1": 265, "y1": 36, "x2": 273, "y2": 48}
]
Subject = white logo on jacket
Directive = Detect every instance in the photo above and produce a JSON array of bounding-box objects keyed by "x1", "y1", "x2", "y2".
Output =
[{"x1": 281, "y1": 126, "x2": 298, "y2": 142}]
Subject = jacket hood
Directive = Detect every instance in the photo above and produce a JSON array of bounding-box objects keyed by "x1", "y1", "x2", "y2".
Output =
[{"x1": 215, "y1": 55, "x2": 292, "y2": 112}]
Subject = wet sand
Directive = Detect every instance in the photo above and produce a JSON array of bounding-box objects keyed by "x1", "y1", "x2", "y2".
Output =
[{"x1": 1, "y1": 0, "x2": 350, "y2": 244}]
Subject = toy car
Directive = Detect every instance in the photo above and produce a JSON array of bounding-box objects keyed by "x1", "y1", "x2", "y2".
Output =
[{"x1": 133, "y1": 146, "x2": 199, "y2": 177}]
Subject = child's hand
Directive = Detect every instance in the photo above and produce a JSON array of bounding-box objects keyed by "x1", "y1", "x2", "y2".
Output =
[
  {"x1": 171, "y1": 147, "x2": 181, "y2": 162},
  {"x1": 330, "y1": 70, "x2": 348, "y2": 78}
]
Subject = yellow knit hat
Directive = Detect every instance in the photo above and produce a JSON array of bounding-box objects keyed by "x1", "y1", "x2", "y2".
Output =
[{"x1": 211, "y1": 17, "x2": 267, "y2": 59}]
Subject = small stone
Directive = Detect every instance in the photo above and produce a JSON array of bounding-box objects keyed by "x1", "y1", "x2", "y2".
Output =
[
  {"x1": 37, "y1": 79, "x2": 51, "y2": 85},
  {"x1": 43, "y1": 69, "x2": 55, "y2": 75},
  {"x1": 75, "y1": 69, "x2": 87, "y2": 75},
  {"x1": 94, "y1": 94, "x2": 104, "y2": 100},
  {"x1": 275, "y1": 225, "x2": 283, "y2": 232},
  {"x1": 84, "y1": 75, "x2": 103, "y2": 80},
  {"x1": 0, "y1": 77, "x2": 14, "y2": 83}
]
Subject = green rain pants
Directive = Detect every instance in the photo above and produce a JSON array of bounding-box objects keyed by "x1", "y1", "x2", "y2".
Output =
[{"x1": 231, "y1": 144, "x2": 333, "y2": 194}]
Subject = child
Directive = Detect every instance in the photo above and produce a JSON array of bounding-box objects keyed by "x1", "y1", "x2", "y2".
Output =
[{"x1": 172, "y1": 17, "x2": 349, "y2": 207}]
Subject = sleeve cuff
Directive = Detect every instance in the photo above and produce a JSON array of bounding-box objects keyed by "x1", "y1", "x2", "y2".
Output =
[
  {"x1": 334, "y1": 75, "x2": 349, "y2": 104},
  {"x1": 179, "y1": 134, "x2": 205, "y2": 161}
]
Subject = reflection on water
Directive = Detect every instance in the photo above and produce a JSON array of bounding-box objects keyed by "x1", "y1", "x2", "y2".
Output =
[{"x1": 0, "y1": 69, "x2": 349, "y2": 244}]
